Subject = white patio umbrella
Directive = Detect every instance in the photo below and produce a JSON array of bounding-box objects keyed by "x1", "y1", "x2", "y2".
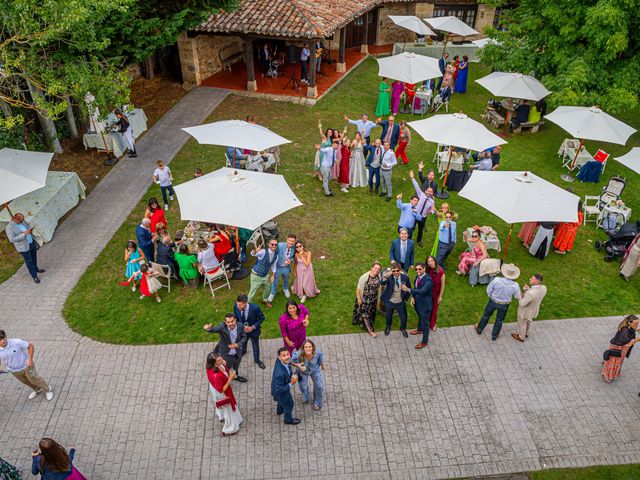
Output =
[
  {"x1": 388, "y1": 15, "x2": 436, "y2": 36},
  {"x1": 182, "y1": 120, "x2": 291, "y2": 152},
  {"x1": 409, "y1": 112, "x2": 507, "y2": 198},
  {"x1": 544, "y1": 106, "x2": 637, "y2": 182},
  {"x1": 459, "y1": 170, "x2": 580, "y2": 255},
  {"x1": 424, "y1": 16, "x2": 479, "y2": 55},
  {"x1": 174, "y1": 168, "x2": 302, "y2": 232},
  {"x1": 476, "y1": 72, "x2": 550, "y2": 102},
  {"x1": 614, "y1": 147, "x2": 640, "y2": 175},
  {"x1": 376, "y1": 52, "x2": 442, "y2": 84},
  {"x1": 0, "y1": 148, "x2": 53, "y2": 214}
]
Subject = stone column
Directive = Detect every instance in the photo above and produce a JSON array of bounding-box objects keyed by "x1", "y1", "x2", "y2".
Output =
[
  {"x1": 244, "y1": 38, "x2": 257, "y2": 91},
  {"x1": 307, "y1": 43, "x2": 318, "y2": 98},
  {"x1": 177, "y1": 32, "x2": 201, "y2": 89},
  {"x1": 337, "y1": 27, "x2": 347, "y2": 72},
  {"x1": 361, "y1": 12, "x2": 369, "y2": 53}
]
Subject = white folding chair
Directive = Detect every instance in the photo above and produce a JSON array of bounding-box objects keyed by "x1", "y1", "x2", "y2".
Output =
[
  {"x1": 582, "y1": 195, "x2": 601, "y2": 225},
  {"x1": 150, "y1": 262, "x2": 171, "y2": 293},
  {"x1": 224, "y1": 153, "x2": 232, "y2": 167},
  {"x1": 202, "y1": 264, "x2": 231, "y2": 298}
]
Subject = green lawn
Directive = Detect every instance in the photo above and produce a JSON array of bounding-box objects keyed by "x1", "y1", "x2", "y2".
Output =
[
  {"x1": 64, "y1": 58, "x2": 640, "y2": 345},
  {"x1": 528, "y1": 464, "x2": 640, "y2": 480}
]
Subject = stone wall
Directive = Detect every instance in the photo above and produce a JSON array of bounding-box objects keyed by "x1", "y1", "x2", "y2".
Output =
[
  {"x1": 178, "y1": 32, "x2": 244, "y2": 88},
  {"x1": 177, "y1": 32, "x2": 201, "y2": 88},
  {"x1": 415, "y1": 2, "x2": 434, "y2": 18},
  {"x1": 475, "y1": 4, "x2": 496, "y2": 35},
  {"x1": 377, "y1": 3, "x2": 417, "y2": 44}
]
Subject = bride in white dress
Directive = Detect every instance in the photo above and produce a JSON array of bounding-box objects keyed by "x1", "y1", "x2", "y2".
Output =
[
  {"x1": 206, "y1": 353, "x2": 243, "y2": 436},
  {"x1": 349, "y1": 132, "x2": 368, "y2": 188}
]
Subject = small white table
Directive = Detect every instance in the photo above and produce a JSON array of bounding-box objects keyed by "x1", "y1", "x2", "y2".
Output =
[
  {"x1": 436, "y1": 151, "x2": 465, "y2": 176},
  {"x1": 83, "y1": 108, "x2": 148, "y2": 158},
  {"x1": 597, "y1": 204, "x2": 632, "y2": 230},
  {"x1": 465, "y1": 227, "x2": 501, "y2": 252}
]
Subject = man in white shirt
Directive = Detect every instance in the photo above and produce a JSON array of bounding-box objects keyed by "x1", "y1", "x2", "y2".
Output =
[
  {"x1": 316, "y1": 141, "x2": 340, "y2": 197},
  {"x1": 343, "y1": 113, "x2": 379, "y2": 144},
  {"x1": 379, "y1": 141, "x2": 398, "y2": 202},
  {"x1": 152, "y1": 160, "x2": 174, "y2": 210},
  {"x1": 0, "y1": 330, "x2": 53, "y2": 400}
]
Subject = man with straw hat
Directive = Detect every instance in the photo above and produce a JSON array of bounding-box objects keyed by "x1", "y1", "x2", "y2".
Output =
[{"x1": 474, "y1": 263, "x2": 521, "y2": 341}]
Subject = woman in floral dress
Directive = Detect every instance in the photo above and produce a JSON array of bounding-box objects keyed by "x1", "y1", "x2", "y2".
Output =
[{"x1": 353, "y1": 261, "x2": 382, "y2": 338}]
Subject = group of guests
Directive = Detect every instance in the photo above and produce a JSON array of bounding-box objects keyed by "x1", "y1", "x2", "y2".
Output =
[
  {"x1": 374, "y1": 52, "x2": 470, "y2": 117},
  {"x1": 203, "y1": 293, "x2": 325, "y2": 435}
]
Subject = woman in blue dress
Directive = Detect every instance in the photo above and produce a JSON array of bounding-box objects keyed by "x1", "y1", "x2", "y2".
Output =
[
  {"x1": 454, "y1": 55, "x2": 469, "y2": 93},
  {"x1": 124, "y1": 240, "x2": 145, "y2": 291},
  {"x1": 291, "y1": 339, "x2": 325, "y2": 410}
]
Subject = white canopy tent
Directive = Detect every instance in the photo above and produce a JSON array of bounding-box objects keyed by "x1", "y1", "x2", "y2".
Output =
[
  {"x1": 376, "y1": 52, "x2": 442, "y2": 84},
  {"x1": 0, "y1": 148, "x2": 53, "y2": 213},
  {"x1": 614, "y1": 147, "x2": 640, "y2": 175},
  {"x1": 409, "y1": 112, "x2": 507, "y2": 197},
  {"x1": 174, "y1": 168, "x2": 302, "y2": 232},
  {"x1": 544, "y1": 106, "x2": 637, "y2": 182},
  {"x1": 459, "y1": 170, "x2": 580, "y2": 255}
]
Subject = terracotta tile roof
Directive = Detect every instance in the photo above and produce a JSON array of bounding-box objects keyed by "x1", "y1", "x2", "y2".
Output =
[{"x1": 196, "y1": 0, "x2": 411, "y2": 38}]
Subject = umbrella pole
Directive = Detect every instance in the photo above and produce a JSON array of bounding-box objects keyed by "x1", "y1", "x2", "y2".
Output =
[
  {"x1": 502, "y1": 223, "x2": 514, "y2": 259},
  {"x1": 501, "y1": 98, "x2": 512, "y2": 134},
  {"x1": 1, "y1": 203, "x2": 13, "y2": 217},
  {"x1": 561, "y1": 138, "x2": 583, "y2": 183},
  {"x1": 436, "y1": 145, "x2": 454, "y2": 199},
  {"x1": 235, "y1": 226, "x2": 241, "y2": 260}
]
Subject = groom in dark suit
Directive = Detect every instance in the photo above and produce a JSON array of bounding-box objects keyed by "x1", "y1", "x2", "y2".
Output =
[
  {"x1": 389, "y1": 229, "x2": 415, "y2": 272},
  {"x1": 405, "y1": 262, "x2": 433, "y2": 350},
  {"x1": 204, "y1": 314, "x2": 248, "y2": 382},
  {"x1": 233, "y1": 294, "x2": 266, "y2": 369},
  {"x1": 271, "y1": 347, "x2": 300, "y2": 425}
]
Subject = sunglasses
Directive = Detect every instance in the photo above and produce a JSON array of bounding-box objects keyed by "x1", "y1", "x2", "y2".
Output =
[
  {"x1": 392, "y1": 270, "x2": 400, "y2": 273},
  {"x1": 472, "y1": 235, "x2": 479, "y2": 238}
]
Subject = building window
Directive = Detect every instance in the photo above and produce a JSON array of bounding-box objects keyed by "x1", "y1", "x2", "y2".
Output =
[{"x1": 433, "y1": 4, "x2": 478, "y2": 29}]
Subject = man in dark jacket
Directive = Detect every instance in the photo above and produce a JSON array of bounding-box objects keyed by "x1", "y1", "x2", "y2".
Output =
[
  {"x1": 233, "y1": 294, "x2": 266, "y2": 369},
  {"x1": 271, "y1": 347, "x2": 300, "y2": 425},
  {"x1": 204, "y1": 314, "x2": 248, "y2": 382},
  {"x1": 405, "y1": 262, "x2": 433, "y2": 349},
  {"x1": 380, "y1": 261, "x2": 411, "y2": 337}
]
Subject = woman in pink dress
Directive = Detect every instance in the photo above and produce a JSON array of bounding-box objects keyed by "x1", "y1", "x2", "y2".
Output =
[
  {"x1": 390, "y1": 80, "x2": 404, "y2": 115},
  {"x1": 338, "y1": 138, "x2": 351, "y2": 193},
  {"x1": 279, "y1": 300, "x2": 311, "y2": 353},
  {"x1": 518, "y1": 222, "x2": 538, "y2": 248},
  {"x1": 457, "y1": 228, "x2": 488, "y2": 275},
  {"x1": 292, "y1": 241, "x2": 320, "y2": 303}
]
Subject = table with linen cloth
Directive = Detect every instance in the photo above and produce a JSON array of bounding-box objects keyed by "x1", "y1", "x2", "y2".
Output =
[
  {"x1": 82, "y1": 109, "x2": 148, "y2": 158},
  {"x1": 465, "y1": 227, "x2": 501, "y2": 252},
  {"x1": 0, "y1": 171, "x2": 86, "y2": 245},
  {"x1": 436, "y1": 150, "x2": 465, "y2": 176}
]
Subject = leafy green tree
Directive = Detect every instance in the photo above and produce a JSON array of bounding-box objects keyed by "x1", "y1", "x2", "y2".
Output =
[{"x1": 479, "y1": 0, "x2": 640, "y2": 112}]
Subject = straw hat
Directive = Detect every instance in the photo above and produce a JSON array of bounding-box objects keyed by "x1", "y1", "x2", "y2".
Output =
[{"x1": 500, "y1": 263, "x2": 521, "y2": 280}]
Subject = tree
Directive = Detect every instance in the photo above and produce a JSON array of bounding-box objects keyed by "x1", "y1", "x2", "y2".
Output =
[
  {"x1": 479, "y1": 0, "x2": 640, "y2": 113},
  {"x1": 0, "y1": 0, "x2": 133, "y2": 151}
]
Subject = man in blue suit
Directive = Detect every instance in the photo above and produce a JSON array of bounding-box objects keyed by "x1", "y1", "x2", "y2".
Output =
[
  {"x1": 363, "y1": 138, "x2": 383, "y2": 194},
  {"x1": 271, "y1": 347, "x2": 300, "y2": 425},
  {"x1": 380, "y1": 262, "x2": 411, "y2": 337},
  {"x1": 376, "y1": 115, "x2": 401, "y2": 150},
  {"x1": 436, "y1": 52, "x2": 449, "y2": 90},
  {"x1": 135, "y1": 218, "x2": 155, "y2": 262},
  {"x1": 405, "y1": 262, "x2": 433, "y2": 349},
  {"x1": 389, "y1": 229, "x2": 415, "y2": 272},
  {"x1": 234, "y1": 294, "x2": 266, "y2": 369}
]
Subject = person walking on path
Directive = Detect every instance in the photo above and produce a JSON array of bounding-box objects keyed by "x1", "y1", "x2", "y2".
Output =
[
  {"x1": 233, "y1": 294, "x2": 266, "y2": 369},
  {"x1": 291, "y1": 339, "x2": 325, "y2": 411},
  {"x1": 5, "y1": 212, "x2": 45, "y2": 283},
  {"x1": 31, "y1": 438, "x2": 85, "y2": 479},
  {"x1": 152, "y1": 160, "x2": 175, "y2": 211},
  {"x1": 206, "y1": 352, "x2": 242, "y2": 436},
  {"x1": 204, "y1": 314, "x2": 248, "y2": 383},
  {"x1": 474, "y1": 264, "x2": 521, "y2": 341},
  {"x1": 248, "y1": 240, "x2": 278, "y2": 306},
  {"x1": 602, "y1": 315, "x2": 640, "y2": 383},
  {"x1": 271, "y1": 347, "x2": 301, "y2": 425},
  {"x1": 0, "y1": 330, "x2": 53, "y2": 401},
  {"x1": 406, "y1": 262, "x2": 433, "y2": 349},
  {"x1": 511, "y1": 273, "x2": 547, "y2": 342}
]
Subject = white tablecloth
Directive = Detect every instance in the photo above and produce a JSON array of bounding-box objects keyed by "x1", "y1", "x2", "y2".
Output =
[
  {"x1": 598, "y1": 204, "x2": 632, "y2": 229},
  {"x1": 465, "y1": 227, "x2": 501, "y2": 252},
  {"x1": 0, "y1": 172, "x2": 86, "y2": 245},
  {"x1": 82, "y1": 109, "x2": 148, "y2": 158},
  {"x1": 436, "y1": 151, "x2": 465, "y2": 175}
]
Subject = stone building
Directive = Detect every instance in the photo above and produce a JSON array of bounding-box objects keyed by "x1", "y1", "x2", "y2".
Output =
[{"x1": 177, "y1": 0, "x2": 495, "y2": 97}]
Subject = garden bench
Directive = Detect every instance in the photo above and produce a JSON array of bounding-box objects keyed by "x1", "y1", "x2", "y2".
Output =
[
  {"x1": 513, "y1": 120, "x2": 545, "y2": 133},
  {"x1": 219, "y1": 43, "x2": 245, "y2": 72}
]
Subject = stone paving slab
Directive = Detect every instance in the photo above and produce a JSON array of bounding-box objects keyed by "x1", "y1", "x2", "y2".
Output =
[{"x1": 1, "y1": 87, "x2": 640, "y2": 479}]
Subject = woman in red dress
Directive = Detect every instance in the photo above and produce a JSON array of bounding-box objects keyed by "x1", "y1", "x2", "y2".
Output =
[
  {"x1": 553, "y1": 204, "x2": 584, "y2": 254},
  {"x1": 208, "y1": 225, "x2": 232, "y2": 260},
  {"x1": 395, "y1": 121, "x2": 411, "y2": 165},
  {"x1": 452, "y1": 55, "x2": 460, "y2": 83},
  {"x1": 426, "y1": 255, "x2": 445, "y2": 331},
  {"x1": 602, "y1": 315, "x2": 640, "y2": 383},
  {"x1": 144, "y1": 197, "x2": 167, "y2": 234},
  {"x1": 339, "y1": 138, "x2": 351, "y2": 193}
]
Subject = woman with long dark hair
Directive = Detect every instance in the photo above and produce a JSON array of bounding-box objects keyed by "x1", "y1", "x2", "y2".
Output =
[
  {"x1": 31, "y1": 438, "x2": 85, "y2": 479},
  {"x1": 144, "y1": 197, "x2": 167, "y2": 234},
  {"x1": 278, "y1": 299, "x2": 310, "y2": 353},
  {"x1": 206, "y1": 352, "x2": 242, "y2": 436},
  {"x1": 602, "y1": 315, "x2": 640, "y2": 383}
]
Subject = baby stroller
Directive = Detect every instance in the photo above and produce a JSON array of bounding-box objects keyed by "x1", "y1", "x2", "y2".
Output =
[
  {"x1": 598, "y1": 175, "x2": 627, "y2": 209},
  {"x1": 594, "y1": 220, "x2": 640, "y2": 262},
  {"x1": 266, "y1": 60, "x2": 281, "y2": 79}
]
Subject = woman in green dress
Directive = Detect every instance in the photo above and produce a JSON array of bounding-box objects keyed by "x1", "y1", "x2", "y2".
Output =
[
  {"x1": 175, "y1": 243, "x2": 200, "y2": 287},
  {"x1": 375, "y1": 78, "x2": 390, "y2": 116}
]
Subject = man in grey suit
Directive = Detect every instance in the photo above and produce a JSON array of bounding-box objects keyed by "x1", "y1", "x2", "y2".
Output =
[{"x1": 5, "y1": 212, "x2": 44, "y2": 283}]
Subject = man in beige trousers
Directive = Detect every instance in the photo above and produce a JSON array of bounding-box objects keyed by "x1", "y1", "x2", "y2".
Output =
[
  {"x1": 511, "y1": 274, "x2": 547, "y2": 342},
  {"x1": 0, "y1": 330, "x2": 53, "y2": 400}
]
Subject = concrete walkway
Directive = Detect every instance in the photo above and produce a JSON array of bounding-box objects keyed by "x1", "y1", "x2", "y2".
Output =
[{"x1": 2, "y1": 88, "x2": 640, "y2": 479}]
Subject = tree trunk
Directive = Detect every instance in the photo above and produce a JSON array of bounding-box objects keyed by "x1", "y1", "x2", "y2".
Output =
[
  {"x1": 64, "y1": 97, "x2": 79, "y2": 138},
  {"x1": 27, "y1": 81, "x2": 63, "y2": 153},
  {"x1": 157, "y1": 48, "x2": 168, "y2": 75},
  {"x1": 143, "y1": 54, "x2": 155, "y2": 80},
  {"x1": 0, "y1": 98, "x2": 12, "y2": 118}
]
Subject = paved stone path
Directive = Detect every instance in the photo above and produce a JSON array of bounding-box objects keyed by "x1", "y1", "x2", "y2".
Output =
[{"x1": 2, "y1": 88, "x2": 640, "y2": 479}]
